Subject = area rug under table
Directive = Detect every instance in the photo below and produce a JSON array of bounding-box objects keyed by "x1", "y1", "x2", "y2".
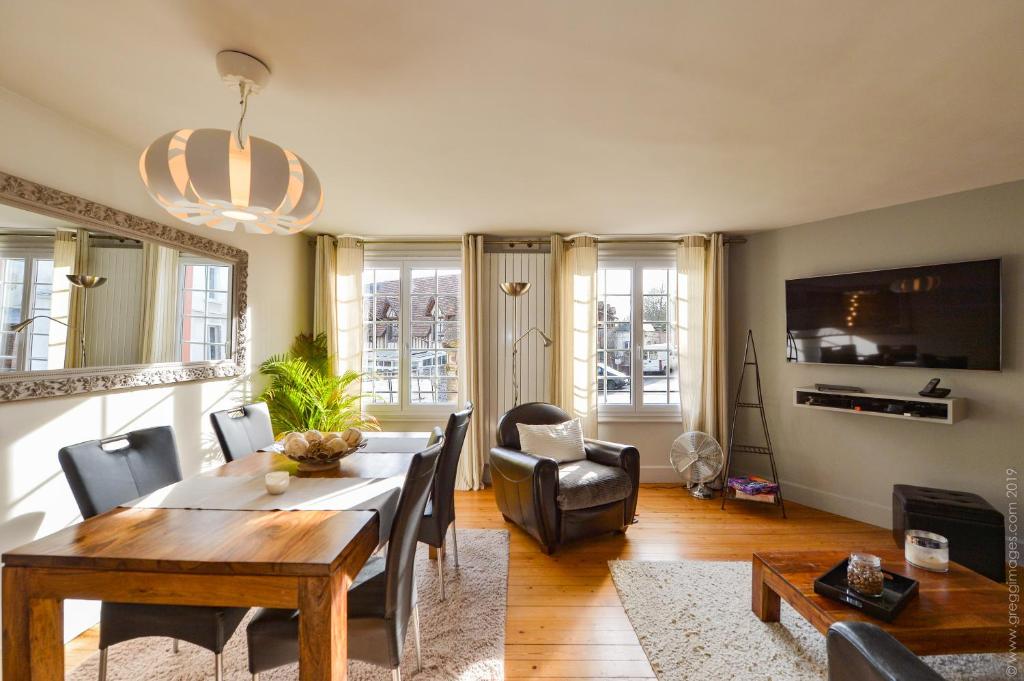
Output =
[
  {"x1": 608, "y1": 559, "x2": 1006, "y2": 681},
  {"x1": 68, "y1": 529, "x2": 508, "y2": 680}
]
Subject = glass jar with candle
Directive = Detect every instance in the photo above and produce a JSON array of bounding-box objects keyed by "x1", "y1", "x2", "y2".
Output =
[
  {"x1": 847, "y1": 553, "x2": 885, "y2": 597},
  {"x1": 904, "y1": 530, "x2": 949, "y2": 572}
]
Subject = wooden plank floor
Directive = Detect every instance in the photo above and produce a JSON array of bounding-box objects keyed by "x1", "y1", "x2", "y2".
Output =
[{"x1": 65, "y1": 484, "x2": 892, "y2": 677}]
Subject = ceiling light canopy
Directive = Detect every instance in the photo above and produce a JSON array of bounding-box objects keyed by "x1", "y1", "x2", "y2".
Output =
[{"x1": 139, "y1": 51, "x2": 323, "y2": 235}]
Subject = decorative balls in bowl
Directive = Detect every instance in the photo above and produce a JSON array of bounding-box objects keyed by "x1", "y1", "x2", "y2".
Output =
[{"x1": 280, "y1": 428, "x2": 366, "y2": 471}]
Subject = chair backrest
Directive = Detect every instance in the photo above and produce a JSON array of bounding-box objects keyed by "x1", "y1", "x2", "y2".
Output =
[
  {"x1": 495, "y1": 401, "x2": 570, "y2": 450},
  {"x1": 58, "y1": 426, "x2": 183, "y2": 519},
  {"x1": 384, "y1": 442, "x2": 442, "y2": 624},
  {"x1": 426, "y1": 426, "x2": 445, "y2": 448},
  {"x1": 429, "y1": 403, "x2": 473, "y2": 531},
  {"x1": 210, "y1": 402, "x2": 275, "y2": 462}
]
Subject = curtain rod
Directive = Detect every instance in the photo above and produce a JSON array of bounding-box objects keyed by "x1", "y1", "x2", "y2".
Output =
[{"x1": 309, "y1": 234, "x2": 747, "y2": 245}]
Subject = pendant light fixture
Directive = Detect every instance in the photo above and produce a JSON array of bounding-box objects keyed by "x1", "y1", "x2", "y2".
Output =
[{"x1": 139, "y1": 50, "x2": 323, "y2": 235}]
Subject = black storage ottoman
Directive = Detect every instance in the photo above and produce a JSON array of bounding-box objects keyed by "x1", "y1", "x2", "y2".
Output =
[{"x1": 892, "y1": 484, "x2": 1005, "y2": 582}]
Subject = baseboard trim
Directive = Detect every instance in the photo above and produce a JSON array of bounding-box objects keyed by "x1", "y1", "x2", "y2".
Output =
[
  {"x1": 781, "y1": 480, "x2": 891, "y2": 529},
  {"x1": 640, "y1": 465, "x2": 682, "y2": 483}
]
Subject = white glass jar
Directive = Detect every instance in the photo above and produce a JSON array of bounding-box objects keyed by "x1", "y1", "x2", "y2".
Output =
[
  {"x1": 847, "y1": 553, "x2": 885, "y2": 597},
  {"x1": 904, "y1": 530, "x2": 949, "y2": 572}
]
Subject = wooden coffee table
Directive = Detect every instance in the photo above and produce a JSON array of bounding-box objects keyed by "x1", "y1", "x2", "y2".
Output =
[{"x1": 752, "y1": 549, "x2": 1010, "y2": 656}]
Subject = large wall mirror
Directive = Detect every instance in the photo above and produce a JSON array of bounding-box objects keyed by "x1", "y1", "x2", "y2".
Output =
[{"x1": 0, "y1": 171, "x2": 247, "y2": 402}]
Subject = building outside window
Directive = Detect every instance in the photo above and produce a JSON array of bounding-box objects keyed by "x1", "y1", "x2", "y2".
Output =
[
  {"x1": 363, "y1": 260, "x2": 461, "y2": 413},
  {"x1": 179, "y1": 258, "x2": 231, "y2": 362},
  {"x1": 597, "y1": 259, "x2": 679, "y2": 416},
  {"x1": 0, "y1": 253, "x2": 54, "y2": 372}
]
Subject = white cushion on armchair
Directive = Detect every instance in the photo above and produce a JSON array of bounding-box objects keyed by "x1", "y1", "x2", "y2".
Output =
[{"x1": 516, "y1": 418, "x2": 586, "y2": 463}]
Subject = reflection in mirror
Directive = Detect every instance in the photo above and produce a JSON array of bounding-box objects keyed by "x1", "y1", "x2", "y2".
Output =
[{"x1": 0, "y1": 202, "x2": 232, "y2": 373}]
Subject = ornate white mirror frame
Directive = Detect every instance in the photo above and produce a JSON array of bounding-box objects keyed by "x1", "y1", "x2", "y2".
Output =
[{"x1": 0, "y1": 171, "x2": 248, "y2": 402}]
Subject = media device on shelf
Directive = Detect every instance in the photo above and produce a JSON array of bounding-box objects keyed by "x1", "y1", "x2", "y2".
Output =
[
  {"x1": 785, "y1": 258, "x2": 1001, "y2": 370},
  {"x1": 918, "y1": 377, "x2": 952, "y2": 398},
  {"x1": 814, "y1": 383, "x2": 865, "y2": 393}
]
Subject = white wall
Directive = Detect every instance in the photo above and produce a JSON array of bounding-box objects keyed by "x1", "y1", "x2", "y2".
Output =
[
  {"x1": 0, "y1": 87, "x2": 312, "y2": 643},
  {"x1": 728, "y1": 180, "x2": 1022, "y2": 528}
]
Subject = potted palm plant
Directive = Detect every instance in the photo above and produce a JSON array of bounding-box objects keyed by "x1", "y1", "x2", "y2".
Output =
[{"x1": 259, "y1": 333, "x2": 380, "y2": 469}]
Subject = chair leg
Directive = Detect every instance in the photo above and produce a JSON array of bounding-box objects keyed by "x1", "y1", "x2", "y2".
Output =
[
  {"x1": 97, "y1": 648, "x2": 108, "y2": 681},
  {"x1": 392, "y1": 668, "x2": 402, "y2": 681},
  {"x1": 451, "y1": 520, "x2": 460, "y2": 568},
  {"x1": 172, "y1": 638, "x2": 179, "y2": 653},
  {"x1": 437, "y1": 543, "x2": 446, "y2": 601},
  {"x1": 215, "y1": 652, "x2": 224, "y2": 681},
  {"x1": 412, "y1": 603, "x2": 423, "y2": 672}
]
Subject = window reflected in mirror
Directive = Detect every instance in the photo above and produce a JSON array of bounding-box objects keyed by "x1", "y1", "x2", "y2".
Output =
[{"x1": 0, "y1": 201, "x2": 233, "y2": 373}]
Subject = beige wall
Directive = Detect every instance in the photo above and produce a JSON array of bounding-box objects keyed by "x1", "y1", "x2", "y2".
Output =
[
  {"x1": 728, "y1": 180, "x2": 1022, "y2": 528},
  {"x1": 0, "y1": 87, "x2": 311, "y2": 642}
]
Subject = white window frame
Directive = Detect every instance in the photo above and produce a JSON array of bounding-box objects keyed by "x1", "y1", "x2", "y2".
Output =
[
  {"x1": 0, "y1": 246, "x2": 55, "y2": 372},
  {"x1": 177, "y1": 256, "x2": 233, "y2": 363},
  {"x1": 597, "y1": 256, "x2": 680, "y2": 421},
  {"x1": 363, "y1": 256, "x2": 462, "y2": 420}
]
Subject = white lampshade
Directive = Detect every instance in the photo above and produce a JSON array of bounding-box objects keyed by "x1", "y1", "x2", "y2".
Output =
[{"x1": 139, "y1": 128, "x2": 323, "y2": 235}]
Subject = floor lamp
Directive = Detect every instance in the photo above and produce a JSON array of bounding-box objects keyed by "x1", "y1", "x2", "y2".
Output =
[{"x1": 500, "y1": 282, "x2": 553, "y2": 406}]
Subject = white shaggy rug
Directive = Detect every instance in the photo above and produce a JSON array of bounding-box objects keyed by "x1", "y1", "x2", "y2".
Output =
[
  {"x1": 609, "y1": 559, "x2": 1006, "y2": 681},
  {"x1": 68, "y1": 529, "x2": 508, "y2": 680}
]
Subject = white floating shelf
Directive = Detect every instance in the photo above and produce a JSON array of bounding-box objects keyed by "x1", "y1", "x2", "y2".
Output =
[{"x1": 793, "y1": 386, "x2": 966, "y2": 425}]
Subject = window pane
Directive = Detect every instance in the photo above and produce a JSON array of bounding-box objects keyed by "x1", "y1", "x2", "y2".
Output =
[
  {"x1": 605, "y1": 349, "x2": 631, "y2": 379},
  {"x1": 643, "y1": 295, "x2": 668, "y2": 322},
  {"x1": 604, "y1": 268, "x2": 631, "y2": 295},
  {"x1": 602, "y1": 322, "x2": 631, "y2": 350},
  {"x1": 205, "y1": 291, "x2": 229, "y2": 317},
  {"x1": 643, "y1": 322, "x2": 669, "y2": 349},
  {"x1": 35, "y1": 259, "x2": 53, "y2": 284},
  {"x1": 184, "y1": 316, "x2": 206, "y2": 342},
  {"x1": 438, "y1": 269, "x2": 461, "y2": 296},
  {"x1": 602, "y1": 295, "x2": 630, "y2": 322},
  {"x1": 206, "y1": 318, "x2": 228, "y2": 344},
  {"x1": 185, "y1": 265, "x2": 206, "y2": 288},
  {"x1": 642, "y1": 350, "x2": 670, "y2": 376},
  {"x1": 435, "y1": 295, "x2": 460, "y2": 320},
  {"x1": 207, "y1": 344, "x2": 226, "y2": 360},
  {"x1": 208, "y1": 266, "x2": 230, "y2": 291},
  {"x1": 437, "y1": 322, "x2": 459, "y2": 348},
  {"x1": 3, "y1": 259, "x2": 25, "y2": 283},
  {"x1": 642, "y1": 268, "x2": 668, "y2": 295},
  {"x1": 185, "y1": 343, "x2": 206, "y2": 361},
  {"x1": 411, "y1": 269, "x2": 437, "y2": 293},
  {"x1": 185, "y1": 289, "x2": 205, "y2": 315},
  {"x1": 410, "y1": 294, "x2": 436, "y2": 321}
]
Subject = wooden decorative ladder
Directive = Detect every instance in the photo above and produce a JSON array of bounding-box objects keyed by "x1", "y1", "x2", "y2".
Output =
[{"x1": 720, "y1": 329, "x2": 787, "y2": 518}]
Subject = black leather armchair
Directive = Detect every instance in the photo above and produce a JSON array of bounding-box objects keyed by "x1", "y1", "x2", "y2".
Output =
[
  {"x1": 827, "y1": 622, "x2": 946, "y2": 681},
  {"x1": 489, "y1": 402, "x2": 639, "y2": 553}
]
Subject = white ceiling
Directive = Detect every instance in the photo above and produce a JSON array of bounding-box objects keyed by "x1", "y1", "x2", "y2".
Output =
[{"x1": 1, "y1": 0, "x2": 1022, "y2": 236}]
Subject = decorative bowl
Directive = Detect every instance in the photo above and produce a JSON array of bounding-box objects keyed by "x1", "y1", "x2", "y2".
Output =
[{"x1": 279, "y1": 429, "x2": 366, "y2": 471}]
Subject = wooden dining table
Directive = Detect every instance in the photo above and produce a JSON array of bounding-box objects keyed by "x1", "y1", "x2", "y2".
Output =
[{"x1": 1, "y1": 432, "x2": 430, "y2": 681}]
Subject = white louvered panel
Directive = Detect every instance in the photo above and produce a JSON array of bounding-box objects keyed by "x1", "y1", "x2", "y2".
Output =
[
  {"x1": 85, "y1": 247, "x2": 143, "y2": 366},
  {"x1": 482, "y1": 250, "x2": 553, "y2": 451}
]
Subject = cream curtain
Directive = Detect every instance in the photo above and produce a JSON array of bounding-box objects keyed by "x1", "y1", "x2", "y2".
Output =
[
  {"x1": 455, "y1": 235, "x2": 486, "y2": 490},
  {"x1": 313, "y1": 235, "x2": 340, "y2": 366},
  {"x1": 48, "y1": 231, "x2": 75, "y2": 368},
  {"x1": 334, "y1": 238, "x2": 364, "y2": 388},
  {"x1": 64, "y1": 228, "x2": 91, "y2": 368},
  {"x1": 553, "y1": 235, "x2": 598, "y2": 438},
  {"x1": 676, "y1": 234, "x2": 729, "y2": 480},
  {"x1": 140, "y1": 242, "x2": 180, "y2": 363}
]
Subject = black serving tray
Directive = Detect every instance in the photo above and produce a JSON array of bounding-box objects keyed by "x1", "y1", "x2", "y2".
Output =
[{"x1": 813, "y1": 558, "x2": 919, "y2": 622}]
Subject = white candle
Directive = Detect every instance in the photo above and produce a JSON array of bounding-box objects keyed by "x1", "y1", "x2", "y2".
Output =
[
  {"x1": 905, "y1": 530, "x2": 949, "y2": 572},
  {"x1": 265, "y1": 471, "x2": 290, "y2": 495}
]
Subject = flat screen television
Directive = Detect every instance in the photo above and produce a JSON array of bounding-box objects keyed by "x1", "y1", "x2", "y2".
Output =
[{"x1": 785, "y1": 259, "x2": 1001, "y2": 370}]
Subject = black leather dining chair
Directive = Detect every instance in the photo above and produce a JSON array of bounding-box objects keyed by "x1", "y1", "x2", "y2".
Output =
[
  {"x1": 426, "y1": 425, "x2": 444, "y2": 447},
  {"x1": 58, "y1": 426, "x2": 248, "y2": 681},
  {"x1": 246, "y1": 442, "x2": 443, "y2": 681},
  {"x1": 210, "y1": 401, "x2": 276, "y2": 462},
  {"x1": 418, "y1": 402, "x2": 473, "y2": 600}
]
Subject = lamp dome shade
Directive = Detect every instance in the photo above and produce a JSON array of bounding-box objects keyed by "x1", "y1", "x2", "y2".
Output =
[{"x1": 139, "y1": 129, "x2": 323, "y2": 235}]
